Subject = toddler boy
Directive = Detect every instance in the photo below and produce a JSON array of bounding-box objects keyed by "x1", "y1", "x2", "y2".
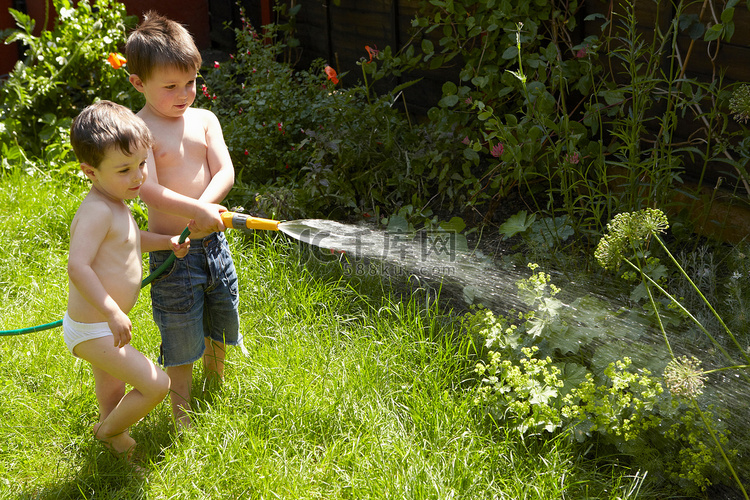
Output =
[{"x1": 66, "y1": 100, "x2": 189, "y2": 460}]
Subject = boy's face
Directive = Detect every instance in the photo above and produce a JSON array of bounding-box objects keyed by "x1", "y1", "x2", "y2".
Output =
[
  {"x1": 82, "y1": 146, "x2": 148, "y2": 202},
  {"x1": 129, "y1": 66, "x2": 198, "y2": 119}
]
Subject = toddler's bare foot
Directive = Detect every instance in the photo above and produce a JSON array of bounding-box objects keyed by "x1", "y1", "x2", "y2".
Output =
[{"x1": 93, "y1": 422, "x2": 137, "y2": 460}]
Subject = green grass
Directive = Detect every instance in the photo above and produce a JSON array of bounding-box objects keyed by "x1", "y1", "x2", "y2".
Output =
[{"x1": 0, "y1": 171, "x2": 651, "y2": 499}]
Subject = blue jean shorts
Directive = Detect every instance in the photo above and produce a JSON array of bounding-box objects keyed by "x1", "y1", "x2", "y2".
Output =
[{"x1": 149, "y1": 231, "x2": 241, "y2": 367}]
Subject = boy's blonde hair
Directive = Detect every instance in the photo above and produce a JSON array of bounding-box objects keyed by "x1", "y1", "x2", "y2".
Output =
[
  {"x1": 125, "y1": 11, "x2": 202, "y2": 82},
  {"x1": 71, "y1": 100, "x2": 153, "y2": 168}
]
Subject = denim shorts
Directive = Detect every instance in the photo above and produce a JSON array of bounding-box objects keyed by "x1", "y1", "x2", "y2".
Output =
[{"x1": 149, "y1": 231, "x2": 241, "y2": 367}]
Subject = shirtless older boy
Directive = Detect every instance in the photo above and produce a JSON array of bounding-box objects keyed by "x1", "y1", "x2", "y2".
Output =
[
  {"x1": 125, "y1": 12, "x2": 241, "y2": 429},
  {"x1": 66, "y1": 100, "x2": 189, "y2": 460}
]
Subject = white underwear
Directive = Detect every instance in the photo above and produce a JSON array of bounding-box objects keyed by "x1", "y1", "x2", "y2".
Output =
[{"x1": 62, "y1": 312, "x2": 113, "y2": 357}]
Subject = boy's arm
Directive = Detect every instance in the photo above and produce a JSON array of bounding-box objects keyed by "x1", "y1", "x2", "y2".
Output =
[
  {"x1": 67, "y1": 207, "x2": 132, "y2": 348},
  {"x1": 140, "y1": 148, "x2": 227, "y2": 233},
  {"x1": 200, "y1": 110, "x2": 235, "y2": 204},
  {"x1": 140, "y1": 230, "x2": 190, "y2": 257}
]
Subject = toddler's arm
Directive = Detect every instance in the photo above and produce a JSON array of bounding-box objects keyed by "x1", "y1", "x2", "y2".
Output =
[{"x1": 140, "y1": 230, "x2": 191, "y2": 257}]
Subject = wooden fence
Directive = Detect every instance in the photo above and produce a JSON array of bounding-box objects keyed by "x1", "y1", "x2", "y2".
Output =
[{"x1": 234, "y1": 1, "x2": 750, "y2": 112}]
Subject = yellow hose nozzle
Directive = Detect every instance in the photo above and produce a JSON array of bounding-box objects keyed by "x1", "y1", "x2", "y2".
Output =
[{"x1": 221, "y1": 212, "x2": 281, "y2": 231}]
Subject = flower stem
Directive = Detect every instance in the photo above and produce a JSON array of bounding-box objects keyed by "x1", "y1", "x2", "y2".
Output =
[
  {"x1": 653, "y1": 234, "x2": 750, "y2": 365},
  {"x1": 691, "y1": 398, "x2": 749, "y2": 500}
]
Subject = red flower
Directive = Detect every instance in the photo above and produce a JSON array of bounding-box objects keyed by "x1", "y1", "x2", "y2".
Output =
[
  {"x1": 106, "y1": 52, "x2": 126, "y2": 69},
  {"x1": 490, "y1": 143, "x2": 504, "y2": 158},
  {"x1": 214, "y1": 61, "x2": 221, "y2": 68},
  {"x1": 325, "y1": 65, "x2": 339, "y2": 84},
  {"x1": 365, "y1": 45, "x2": 379, "y2": 63}
]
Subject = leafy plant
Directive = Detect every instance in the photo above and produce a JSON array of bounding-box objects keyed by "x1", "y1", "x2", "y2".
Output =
[
  {"x1": 595, "y1": 207, "x2": 750, "y2": 497},
  {"x1": 0, "y1": 0, "x2": 138, "y2": 173},
  {"x1": 200, "y1": 5, "x2": 471, "y2": 221},
  {"x1": 350, "y1": 0, "x2": 750, "y2": 268},
  {"x1": 466, "y1": 261, "x2": 740, "y2": 495}
]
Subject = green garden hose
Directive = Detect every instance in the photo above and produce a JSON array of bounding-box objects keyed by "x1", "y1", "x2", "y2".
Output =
[{"x1": 0, "y1": 226, "x2": 191, "y2": 337}]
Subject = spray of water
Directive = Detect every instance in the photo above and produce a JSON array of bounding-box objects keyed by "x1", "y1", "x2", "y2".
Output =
[{"x1": 281, "y1": 219, "x2": 750, "y2": 496}]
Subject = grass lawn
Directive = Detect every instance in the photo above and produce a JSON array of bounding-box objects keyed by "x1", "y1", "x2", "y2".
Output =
[{"x1": 0, "y1": 171, "x2": 649, "y2": 499}]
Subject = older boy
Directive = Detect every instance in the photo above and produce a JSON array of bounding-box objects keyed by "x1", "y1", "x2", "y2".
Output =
[
  {"x1": 125, "y1": 12, "x2": 241, "y2": 429},
  {"x1": 66, "y1": 100, "x2": 189, "y2": 460}
]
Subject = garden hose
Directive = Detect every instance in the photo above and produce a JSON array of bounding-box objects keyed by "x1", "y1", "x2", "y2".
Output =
[
  {"x1": 220, "y1": 212, "x2": 280, "y2": 231},
  {"x1": 1, "y1": 213, "x2": 283, "y2": 337}
]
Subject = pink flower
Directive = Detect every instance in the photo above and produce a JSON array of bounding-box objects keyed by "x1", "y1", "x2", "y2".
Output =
[
  {"x1": 214, "y1": 61, "x2": 220, "y2": 68},
  {"x1": 565, "y1": 152, "x2": 580, "y2": 164},
  {"x1": 462, "y1": 136, "x2": 470, "y2": 145},
  {"x1": 490, "y1": 143, "x2": 504, "y2": 158},
  {"x1": 575, "y1": 46, "x2": 588, "y2": 58}
]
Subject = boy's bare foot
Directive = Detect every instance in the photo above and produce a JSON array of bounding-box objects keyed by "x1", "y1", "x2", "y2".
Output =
[{"x1": 174, "y1": 413, "x2": 192, "y2": 434}]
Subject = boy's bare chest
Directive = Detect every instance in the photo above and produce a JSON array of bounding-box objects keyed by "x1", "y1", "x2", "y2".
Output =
[{"x1": 152, "y1": 122, "x2": 208, "y2": 170}]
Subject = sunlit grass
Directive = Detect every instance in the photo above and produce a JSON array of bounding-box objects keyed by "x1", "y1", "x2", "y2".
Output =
[{"x1": 0, "y1": 171, "x2": 653, "y2": 499}]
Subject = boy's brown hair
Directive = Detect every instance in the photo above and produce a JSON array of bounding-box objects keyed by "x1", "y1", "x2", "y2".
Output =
[
  {"x1": 71, "y1": 100, "x2": 153, "y2": 168},
  {"x1": 124, "y1": 11, "x2": 202, "y2": 82}
]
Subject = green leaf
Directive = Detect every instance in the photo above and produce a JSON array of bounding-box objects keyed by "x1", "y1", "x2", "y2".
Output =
[
  {"x1": 390, "y1": 78, "x2": 423, "y2": 96},
  {"x1": 439, "y1": 216, "x2": 466, "y2": 233},
  {"x1": 386, "y1": 214, "x2": 410, "y2": 234},
  {"x1": 501, "y1": 46, "x2": 518, "y2": 60},
  {"x1": 441, "y1": 81, "x2": 457, "y2": 95},
  {"x1": 721, "y1": 6, "x2": 735, "y2": 23},
  {"x1": 462, "y1": 148, "x2": 479, "y2": 162},
  {"x1": 499, "y1": 210, "x2": 537, "y2": 238},
  {"x1": 439, "y1": 94, "x2": 459, "y2": 107},
  {"x1": 584, "y1": 13, "x2": 605, "y2": 22},
  {"x1": 704, "y1": 23, "x2": 723, "y2": 41}
]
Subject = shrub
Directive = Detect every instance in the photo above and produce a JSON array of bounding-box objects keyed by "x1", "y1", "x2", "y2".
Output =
[
  {"x1": 199, "y1": 8, "x2": 472, "y2": 220},
  {"x1": 467, "y1": 265, "x2": 738, "y2": 495},
  {"x1": 0, "y1": 0, "x2": 139, "y2": 174}
]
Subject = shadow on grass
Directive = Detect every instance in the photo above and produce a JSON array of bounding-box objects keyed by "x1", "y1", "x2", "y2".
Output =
[{"x1": 15, "y1": 416, "x2": 177, "y2": 500}]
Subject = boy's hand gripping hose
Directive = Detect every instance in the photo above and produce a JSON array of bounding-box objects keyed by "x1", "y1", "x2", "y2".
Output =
[{"x1": 1, "y1": 212, "x2": 281, "y2": 336}]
